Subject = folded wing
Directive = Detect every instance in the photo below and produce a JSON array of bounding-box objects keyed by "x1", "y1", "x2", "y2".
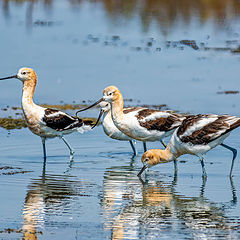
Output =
[
  {"x1": 137, "y1": 109, "x2": 185, "y2": 132},
  {"x1": 177, "y1": 114, "x2": 240, "y2": 145},
  {"x1": 42, "y1": 108, "x2": 93, "y2": 132}
]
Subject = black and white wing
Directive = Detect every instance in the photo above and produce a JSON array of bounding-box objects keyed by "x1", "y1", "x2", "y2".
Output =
[
  {"x1": 136, "y1": 109, "x2": 186, "y2": 132},
  {"x1": 177, "y1": 114, "x2": 240, "y2": 145},
  {"x1": 42, "y1": 108, "x2": 93, "y2": 132}
]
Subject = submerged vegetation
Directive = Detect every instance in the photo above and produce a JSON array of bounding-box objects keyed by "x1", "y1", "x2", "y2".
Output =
[
  {"x1": 40, "y1": 103, "x2": 91, "y2": 110},
  {"x1": 0, "y1": 117, "x2": 27, "y2": 130}
]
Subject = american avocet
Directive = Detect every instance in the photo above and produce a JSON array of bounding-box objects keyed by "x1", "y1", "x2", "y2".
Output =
[
  {"x1": 0, "y1": 67, "x2": 93, "y2": 159},
  {"x1": 76, "y1": 86, "x2": 186, "y2": 154},
  {"x1": 138, "y1": 114, "x2": 240, "y2": 177},
  {"x1": 93, "y1": 101, "x2": 149, "y2": 156}
]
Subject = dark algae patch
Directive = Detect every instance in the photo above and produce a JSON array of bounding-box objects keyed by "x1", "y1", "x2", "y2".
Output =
[
  {"x1": 0, "y1": 166, "x2": 33, "y2": 175},
  {"x1": 0, "y1": 117, "x2": 27, "y2": 130},
  {"x1": 231, "y1": 46, "x2": 240, "y2": 54},
  {"x1": 1, "y1": 170, "x2": 33, "y2": 175},
  {"x1": 0, "y1": 228, "x2": 43, "y2": 234},
  {"x1": 217, "y1": 91, "x2": 239, "y2": 95},
  {"x1": 179, "y1": 40, "x2": 199, "y2": 50},
  {"x1": 40, "y1": 103, "x2": 91, "y2": 110}
]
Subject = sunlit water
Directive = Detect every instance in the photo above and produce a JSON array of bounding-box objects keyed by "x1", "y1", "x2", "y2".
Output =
[
  {"x1": 0, "y1": 0, "x2": 240, "y2": 239},
  {"x1": 0, "y1": 126, "x2": 240, "y2": 239}
]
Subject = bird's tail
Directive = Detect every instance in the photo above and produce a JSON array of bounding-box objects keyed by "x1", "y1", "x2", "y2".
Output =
[{"x1": 77, "y1": 119, "x2": 94, "y2": 133}]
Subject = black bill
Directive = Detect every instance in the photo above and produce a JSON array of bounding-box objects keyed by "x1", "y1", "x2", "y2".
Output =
[
  {"x1": 137, "y1": 165, "x2": 147, "y2": 177},
  {"x1": 0, "y1": 75, "x2": 17, "y2": 80},
  {"x1": 76, "y1": 97, "x2": 104, "y2": 117},
  {"x1": 91, "y1": 109, "x2": 104, "y2": 129}
]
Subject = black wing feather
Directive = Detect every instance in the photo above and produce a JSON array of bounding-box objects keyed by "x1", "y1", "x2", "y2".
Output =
[{"x1": 42, "y1": 108, "x2": 83, "y2": 131}]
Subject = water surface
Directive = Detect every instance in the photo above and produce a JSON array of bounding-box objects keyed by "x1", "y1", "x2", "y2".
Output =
[{"x1": 0, "y1": 1, "x2": 240, "y2": 239}]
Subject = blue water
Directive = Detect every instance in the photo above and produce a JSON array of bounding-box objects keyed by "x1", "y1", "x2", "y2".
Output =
[{"x1": 0, "y1": 1, "x2": 240, "y2": 239}]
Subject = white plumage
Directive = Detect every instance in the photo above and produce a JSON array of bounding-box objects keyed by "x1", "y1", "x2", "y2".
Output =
[
  {"x1": 77, "y1": 86, "x2": 186, "y2": 151},
  {"x1": 139, "y1": 114, "x2": 240, "y2": 177},
  {"x1": 0, "y1": 67, "x2": 93, "y2": 159},
  {"x1": 97, "y1": 102, "x2": 147, "y2": 155}
]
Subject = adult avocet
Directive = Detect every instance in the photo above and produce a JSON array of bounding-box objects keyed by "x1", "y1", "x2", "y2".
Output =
[
  {"x1": 93, "y1": 101, "x2": 148, "y2": 156},
  {"x1": 138, "y1": 114, "x2": 240, "y2": 177},
  {"x1": 0, "y1": 67, "x2": 93, "y2": 159},
  {"x1": 76, "y1": 86, "x2": 186, "y2": 155}
]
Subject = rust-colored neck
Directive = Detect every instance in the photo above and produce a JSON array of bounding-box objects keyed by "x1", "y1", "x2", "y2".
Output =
[
  {"x1": 156, "y1": 148, "x2": 175, "y2": 164},
  {"x1": 147, "y1": 148, "x2": 176, "y2": 167},
  {"x1": 110, "y1": 92, "x2": 124, "y2": 122},
  {"x1": 22, "y1": 76, "x2": 37, "y2": 106}
]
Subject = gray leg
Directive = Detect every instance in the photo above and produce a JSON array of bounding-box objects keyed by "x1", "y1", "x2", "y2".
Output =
[
  {"x1": 174, "y1": 157, "x2": 178, "y2": 174},
  {"x1": 41, "y1": 137, "x2": 46, "y2": 160},
  {"x1": 229, "y1": 177, "x2": 237, "y2": 204},
  {"x1": 129, "y1": 140, "x2": 137, "y2": 156},
  {"x1": 60, "y1": 136, "x2": 75, "y2": 157},
  {"x1": 143, "y1": 142, "x2": 147, "y2": 152},
  {"x1": 199, "y1": 155, "x2": 207, "y2": 178},
  {"x1": 160, "y1": 140, "x2": 167, "y2": 148},
  {"x1": 220, "y1": 143, "x2": 237, "y2": 177},
  {"x1": 174, "y1": 158, "x2": 177, "y2": 171},
  {"x1": 200, "y1": 175, "x2": 207, "y2": 198}
]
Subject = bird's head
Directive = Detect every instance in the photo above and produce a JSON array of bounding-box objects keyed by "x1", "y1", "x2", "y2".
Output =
[
  {"x1": 138, "y1": 149, "x2": 169, "y2": 176},
  {"x1": 0, "y1": 67, "x2": 37, "y2": 83},
  {"x1": 103, "y1": 86, "x2": 121, "y2": 103},
  {"x1": 99, "y1": 101, "x2": 111, "y2": 112}
]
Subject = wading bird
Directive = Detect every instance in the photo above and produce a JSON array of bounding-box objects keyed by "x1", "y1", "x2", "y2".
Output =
[
  {"x1": 93, "y1": 101, "x2": 149, "y2": 156},
  {"x1": 76, "y1": 86, "x2": 186, "y2": 159},
  {"x1": 0, "y1": 67, "x2": 93, "y2": 159},
  {"x1": 138, "y1": 114, "x2": 239, "y2": 177}
]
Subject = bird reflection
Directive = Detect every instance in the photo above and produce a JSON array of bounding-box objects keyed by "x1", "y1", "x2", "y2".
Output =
[
  {"x1": 22, "y1": 161, "x2": 93, "y2": 239},
  {"x1": 2, "y1": 0, "x2": 240, "y2": 34},
  {"x1": 101, "y1": 166, "x2": 238, "y2": 240}
]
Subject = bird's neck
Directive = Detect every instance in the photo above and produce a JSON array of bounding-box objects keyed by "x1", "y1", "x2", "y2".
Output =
[
  {"x1": 22, "y1": 79, "x2": 37, "y2": 111},
  {"x1": 102, "y1": 109, "x2": 111, "y2": 126},
  {"x1": 110, "y1": 94, "x2": 124, "y2": 122},
  {"x1": 103, "y1": 109, "x2": 111, "y2": 121},
  {"x1": 153, "y1": 148, "x2": 176, "y2": 165}
]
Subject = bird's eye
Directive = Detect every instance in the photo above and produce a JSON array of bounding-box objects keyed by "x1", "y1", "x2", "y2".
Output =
[
  {"x1": 144, "y1": 158, "x2": 149, "y2": 163},
  {"x1": 109, "y1": 92, "x2": 112, "y2": 96},
  {"x1": 22, "y1": 72, "x2": 26, "y2": 75}
]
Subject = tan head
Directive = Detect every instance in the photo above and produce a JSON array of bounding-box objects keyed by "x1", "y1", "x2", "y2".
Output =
[
  {"x1": 142, "y1": 149, "x2": 167, "y2": 167},
  {"x1": 0, "y1": 67, "x2": 37, "y2": 84},
  {"x1": 75, "y1": 85, "x2": 123, "y2": 117},
  {"x1": 17, "y1": 67, "x2": 37, "y2": 83},
  {"x1": 103, "y1": 86, "x2": 122, "y2": 103},
  {"x1": 138, "y1": 149, "x2": 172, "y2": 176}
]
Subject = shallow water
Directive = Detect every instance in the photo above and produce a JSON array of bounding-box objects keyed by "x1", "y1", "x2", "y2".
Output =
[{"x1": 0, "y1": 0, "x2": 240, "y2": 239}]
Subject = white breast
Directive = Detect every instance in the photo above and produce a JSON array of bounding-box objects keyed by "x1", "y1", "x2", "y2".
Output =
[
  {"x1": 22, "y1": 101, "x2": 61, "y2": 138},
  {"x1": 102, "y1": 111, "x2": 132, "y2": 141},
  {"x1": 169, "y1": 128, "x2": 230, "y2": 157}
]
